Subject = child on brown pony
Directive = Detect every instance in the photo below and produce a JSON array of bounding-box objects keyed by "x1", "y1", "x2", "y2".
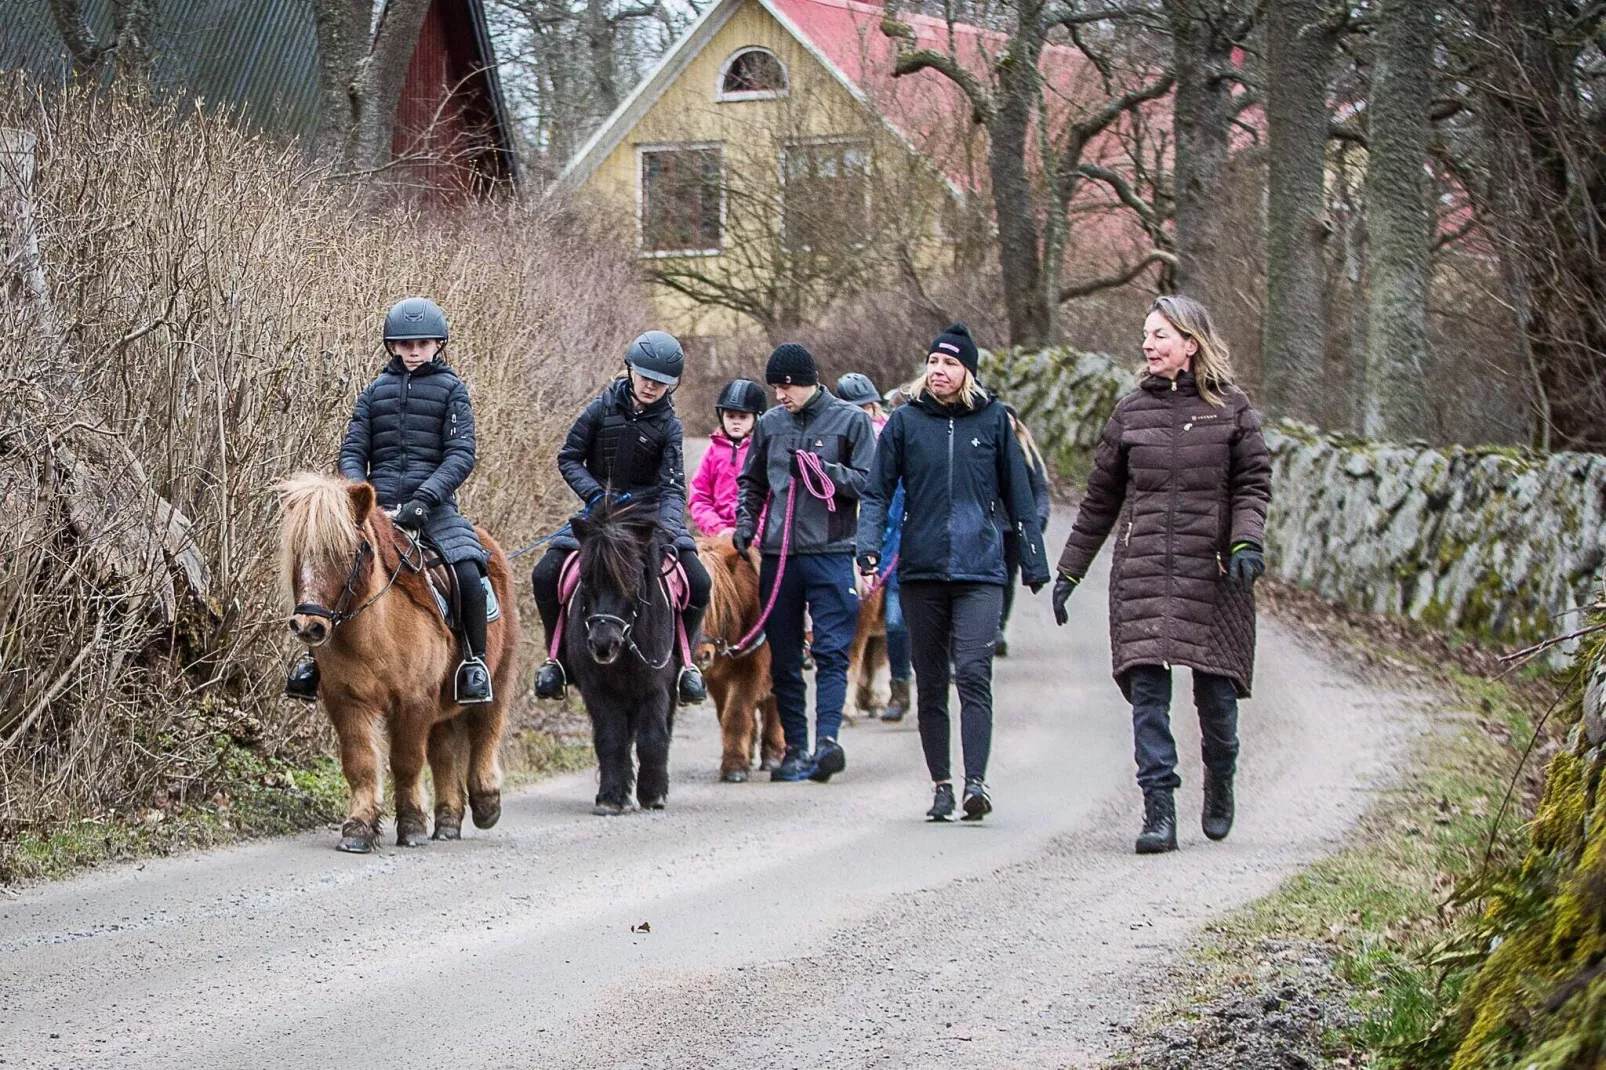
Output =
[{"x1": 284, "y1": 297, "x2": 494, "y2": 706}]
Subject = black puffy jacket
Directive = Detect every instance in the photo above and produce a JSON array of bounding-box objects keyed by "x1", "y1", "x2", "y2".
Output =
[
  {"x1": 555, "y1": 377, "x2": 692, "y2": 549},
  {"x1": 857, "y1": 389, "x2": 1048, "y2": 586},
  {"x1": 338, "y1": 355, "x2": 485, "y2": 564}
]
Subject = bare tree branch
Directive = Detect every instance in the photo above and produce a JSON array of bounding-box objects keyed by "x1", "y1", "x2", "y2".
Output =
[
  {"x1": 1058, "y1": 248, "x2": 1175, "y2": 302},
  {"x1": 887, "y1": 47, "x2": 996, "y2": 124}
]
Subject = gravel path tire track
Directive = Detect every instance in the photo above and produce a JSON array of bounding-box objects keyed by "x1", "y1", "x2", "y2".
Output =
[{"x1": 0, "y1": 440, "x2": 1416, "y2": 1069}]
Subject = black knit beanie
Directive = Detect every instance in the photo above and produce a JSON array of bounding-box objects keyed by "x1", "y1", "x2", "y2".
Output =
[
  {"x1": 929, "y1": 322, "x2": 979, "y2": 376},
  {"x1": 766, "y1": 342, "x2": 818, "y2": 386}
]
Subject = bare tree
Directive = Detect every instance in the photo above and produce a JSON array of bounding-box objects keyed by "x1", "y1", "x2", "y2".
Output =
[
  {"x1": 44, "y1": 0, "x2": 156, "y2": 80},
  {"x1": 310, "y1": 0, "x2": 436, "y2": 169},
  {"x1": 1261, "y1": 0, "x2": 1341, "y2": 418},
  {"x1": 1360, "y1": 0, "x2": 1434, "y2": 438},
  {"x1": 1162, "y1": 0, "x2": 1258, "y2": 318},
  {"x1": 882, "y1": 0, "x2": 1174, "y2": 347}
]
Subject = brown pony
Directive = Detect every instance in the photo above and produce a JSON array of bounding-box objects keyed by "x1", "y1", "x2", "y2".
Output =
[
  {"x1": 695, "y1": 535, "x2": 785, "y2": 782},
  {"x1": 279, "y1": 473, "x2": 518, "y2": 853},
  {"x1": 848, "y1": 583, "x2": 888, "y2": 719}
]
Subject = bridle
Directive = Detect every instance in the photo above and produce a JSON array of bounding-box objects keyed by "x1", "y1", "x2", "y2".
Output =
[
  {"x1": 295, "y1": 527, "x2": 421, "y2": 633},
  {"x1": 581, "y1": 546, "x2": 675, "y2": 670}
]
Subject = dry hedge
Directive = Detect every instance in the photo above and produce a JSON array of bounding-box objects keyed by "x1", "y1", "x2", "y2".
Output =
[{"x1": 0, "y1": 82, "x2": 651, "y2": 834}]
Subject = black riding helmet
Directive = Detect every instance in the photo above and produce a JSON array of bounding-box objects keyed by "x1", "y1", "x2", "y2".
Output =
[
  {"x1": 835, "y1": 372, "x2": 880, "y2": 406},
  {"x1": 715, "y1": 378, "x2": 766, "y2": 414},
  {"x1": 627, "y1": 330, "x2": 685, "y2": 384},
  {"x1": 383, "y1": 297, "x2": 449, "y2": 343}
]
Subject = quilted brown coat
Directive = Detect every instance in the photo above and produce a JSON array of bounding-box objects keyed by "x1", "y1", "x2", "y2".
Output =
[{"x1": 1058, "y1": 371, "x2": 1272, "y2": 697}]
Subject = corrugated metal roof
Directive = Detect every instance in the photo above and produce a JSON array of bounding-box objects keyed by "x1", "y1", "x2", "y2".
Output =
[
  {"x1": 3, "y1": 0, "x2": 517, "y2": 185},
  {"x1": 3, "y1": 0, "x2": 325, "y2": 138}
]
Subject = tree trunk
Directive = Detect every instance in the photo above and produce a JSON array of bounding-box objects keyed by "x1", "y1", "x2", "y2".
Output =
[
  {"x1": 989, "y1": 4, "x2": 1052, "y2": 348},
  {"x1": 1165, "y1": 0, "x2": 1244, "y2": 318},
  {"x1": 1261, "y1": 0, "x2": 1337, "y2": 420},
  {"x1": 1361, "y1": 0, "x2": 1434, "y2": 440},
  {"x1": 313, "y1": 0, "x2": 432, "y2": 169}
]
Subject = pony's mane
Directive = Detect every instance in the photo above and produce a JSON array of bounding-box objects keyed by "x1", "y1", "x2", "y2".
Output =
[
  {"x1": 278, "y1": 472, "x2": 362, "y2": 600},
  {"x1": 578, "y1": 500, "x2": 656, "y2": 597},
  {"x1": 698, "y1": 536, "x2": 758, "y2": 641}
]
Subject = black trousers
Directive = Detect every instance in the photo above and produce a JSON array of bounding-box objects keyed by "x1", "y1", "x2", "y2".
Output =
[
  {"x1": 1125, "y1": 664, "x2": 1240, "y2": 794},
  {"x1": 901, "y1": 580, "x2": 1005, "y2": 783},
  {"x1": 453, "y1": 560, "x2": 487, "y2": 659},
  {"x1": 532, "y1": 545, "x2": 710, "y2": 658}
]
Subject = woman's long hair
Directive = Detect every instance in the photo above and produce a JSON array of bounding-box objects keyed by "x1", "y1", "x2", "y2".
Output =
[
  {"x1": 1008, "y1": 411, "x2": 1045, "y2": 473},
  {"x1": 1150, "y1": 294, "x2": 1236, "y2": 407},
  {"x1": 901, "y1": 362, "x2": 984, "y2": 408}
]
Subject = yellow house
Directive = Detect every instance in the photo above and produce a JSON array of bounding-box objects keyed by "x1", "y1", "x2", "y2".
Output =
[{"x1": 558, "y1": 0, "x2": 984, "y2": 337}]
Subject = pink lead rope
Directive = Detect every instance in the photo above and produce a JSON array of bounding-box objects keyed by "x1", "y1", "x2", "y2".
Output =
[{"x1": 730, "y1": 450, "x2": 836, "y2": 653}]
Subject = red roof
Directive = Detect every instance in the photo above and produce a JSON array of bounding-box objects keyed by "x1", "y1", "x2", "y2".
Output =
[{"x1": 769, "y1": 0, "x2": 1158, "y2": 255}]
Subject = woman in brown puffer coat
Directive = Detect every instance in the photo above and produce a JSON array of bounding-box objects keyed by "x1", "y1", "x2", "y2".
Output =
[{"x1": 1053, "y1": 295, "x2": 1272, "y2": 856}]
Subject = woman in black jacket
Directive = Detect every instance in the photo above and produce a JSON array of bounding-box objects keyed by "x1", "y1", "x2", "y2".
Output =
[
  {"x1": 285, "y1": 297, "x2": 494, "y2": 705},
  {"x1": 531, "y1": 331, "x2": 712, "y2": 706},
  {"x1": 856, "y1": 324, "x2": 1050, "y2": 821}
]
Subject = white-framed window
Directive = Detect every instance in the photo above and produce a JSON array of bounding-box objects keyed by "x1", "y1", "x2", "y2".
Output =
[
  {"x1": 638, "y1": 143, "x2": 724, "y2": 256},
  {"x1": 781, "y1": 138, "x2": 871, "y2": 253},
  {"x1": 717, "y1": 47, "x2": 788, "y2": 101}
]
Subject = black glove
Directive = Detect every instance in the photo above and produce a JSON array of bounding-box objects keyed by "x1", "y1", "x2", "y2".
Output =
[
  {"x1": 1027, "y1": 579, "x2": 1046, "y2": 595},
  {"x1": 857, "y1": 553, "x2": 880, "y2": 577},
  {"x1": 1052, "y1": 574, "x2": 1079, "y2": 627},
  {"x1": 1227, "y1": 542, "x2": 1265, "y2": 589},
  {"x1": 394, "y1": 499, "x2": 431, "y2": 530},
  {"x1": 732, "y1": 530, "x2": 752, "y2": 555}
]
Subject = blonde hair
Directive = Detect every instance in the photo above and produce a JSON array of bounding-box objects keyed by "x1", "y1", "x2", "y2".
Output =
[
  {"x1": 1008, "y1": 411, "x2": 1045, "y2": 472},
  {"x1": 901, "y1": 362, "x2": 984, "y2": 409},
  {"x1": 1150, "y1": 294, "x2": 1236, "y2": 407}
]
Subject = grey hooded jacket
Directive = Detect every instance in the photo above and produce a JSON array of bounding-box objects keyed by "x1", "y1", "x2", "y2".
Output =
[{"x1": 735, "y1": 387, "x2": 875, "y2": 557}]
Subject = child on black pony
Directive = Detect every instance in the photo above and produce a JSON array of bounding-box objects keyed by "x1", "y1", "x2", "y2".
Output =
[
  {"x1": 285, "y1": 297, "x2": 494, "y2": 705},
  {"x1": 531, "y1": 331, "x2": 712, "y2": 706}
]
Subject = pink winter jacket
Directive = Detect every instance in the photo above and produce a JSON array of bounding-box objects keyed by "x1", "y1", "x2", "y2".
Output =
[{"x1": 689, "y1": 431, "x2": 751, "y2": 536}]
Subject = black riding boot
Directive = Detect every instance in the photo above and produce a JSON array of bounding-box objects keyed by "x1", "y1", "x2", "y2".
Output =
[
  {"x1": 1136, "y1": 789, "x2": 1178, "y2": 854},
  {"x1": 533, "y1": 549, "x2": 569, "y2": 700},
  {"x1": 678, "y1": 602, "x2": 708, "y2": 705},
  {"x1": 285, "y1": 653, "x2": 319, "y2": 702},
  {"x1": 1202, "y1": 766, "x2": 1235, "y2": 841},
  {"x1": 453, "y1": 562, "x2": 493, "y2": 705}
]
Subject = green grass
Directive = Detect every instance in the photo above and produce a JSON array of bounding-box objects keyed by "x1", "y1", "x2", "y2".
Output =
[
  {"x1": 1189, "y1": 630, "x2": 1557, "y2": 1065},
  {"x1": 1, "y1": 726, "x2": 596, "y2": 886}
]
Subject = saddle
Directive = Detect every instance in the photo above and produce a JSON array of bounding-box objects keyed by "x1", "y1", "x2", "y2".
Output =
[
  {"x1": 407, "y1": 535, "x2": 501, "y2": 629},
  {"x1": 549, "y1": 549, "x2": 688, "y2": 661}
]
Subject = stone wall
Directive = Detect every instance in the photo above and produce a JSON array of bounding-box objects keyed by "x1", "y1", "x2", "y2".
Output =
[{"x1": 982, "y1": 346, "x2": 1606, "y2": 648}]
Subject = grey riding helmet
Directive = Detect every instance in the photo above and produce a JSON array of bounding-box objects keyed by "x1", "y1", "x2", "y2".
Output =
[
  {"x1": 383, "y1": 297, "x2": 449, "y2": 342},
  {"x1": 835, "y1": 372, "x2": 880, "y2": 406},
  {"x1": 715, "y1": 378, "x2": 767, "y2": 414},
  {"x1": 626, "y1": 330, "x2": 685, "y2": 384}
]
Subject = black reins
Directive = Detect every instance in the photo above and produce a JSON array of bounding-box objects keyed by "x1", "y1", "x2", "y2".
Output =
[
  {"x1": 296, "y1": 529, "x2": 422, "y2": 632},
  {"x1": 581, "y1": 547, "x2": 676, "y2": 670}
]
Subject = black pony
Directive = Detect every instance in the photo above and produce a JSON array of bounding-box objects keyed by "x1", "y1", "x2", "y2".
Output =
[{"x1": 568, "y1": 500, "x2": 679, "y2": 815}]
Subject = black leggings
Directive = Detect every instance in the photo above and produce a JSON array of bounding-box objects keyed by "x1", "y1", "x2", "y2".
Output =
[
  {"x1": 532, "y1": 545, "x2": 710, "y2": 656},
  {"x1": 454, "y1": 560, "x2": 487, "y2": 660}
]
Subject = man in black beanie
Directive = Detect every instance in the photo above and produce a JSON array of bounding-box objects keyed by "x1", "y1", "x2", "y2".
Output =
[{"x1": 734, "y1": 343, "x2": 875, "y2": 782}]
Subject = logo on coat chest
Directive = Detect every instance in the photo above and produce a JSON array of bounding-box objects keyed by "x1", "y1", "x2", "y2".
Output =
[{"x1": 971, "y1": 437, "x2": 981, "y2": 447}]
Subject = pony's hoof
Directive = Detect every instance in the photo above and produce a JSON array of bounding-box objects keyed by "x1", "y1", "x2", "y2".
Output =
[
  {"x1": 592, "y1": 800, "x2": 632, "y2": 816},
  {"x1": 640, "y1": 796, "x2": 667, "y2": 810},
  {"x1": 431, "y1": 816, "x2": 462, "y2": 841},
  {"x1": 759, "y1": 758, "x2": 779, "y2": 772},
  {"x1": 396, "y1": 816, "x2": 430, "y2": 848},
  {"x1": 721, "y1": 769, "x2": 749, "y2": 783},
  {"x1": 470, "y1": 791, "x2": 502, "y2": 830},
  {"x1": 337, "y1": 819, "x2": 376, "y2": 854}
]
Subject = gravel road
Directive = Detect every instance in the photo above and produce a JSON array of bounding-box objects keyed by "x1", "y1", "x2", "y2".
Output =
[{"x1": 0, "y1": 443, "x2": 1414, "y2": 1069}]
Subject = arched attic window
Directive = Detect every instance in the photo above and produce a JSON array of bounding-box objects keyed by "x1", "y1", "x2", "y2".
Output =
[{"x1": 718, "y1": 47, "x2": 788, "y2": 101}]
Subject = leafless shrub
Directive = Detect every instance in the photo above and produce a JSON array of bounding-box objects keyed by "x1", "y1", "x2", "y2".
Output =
[{"x1": 0, "y1": 81, "x2": 650, "y2": 835}]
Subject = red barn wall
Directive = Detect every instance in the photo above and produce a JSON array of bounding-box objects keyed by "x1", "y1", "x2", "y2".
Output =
[{"x1": 392, "y1": 0, "x2": 508, "y2": 198}]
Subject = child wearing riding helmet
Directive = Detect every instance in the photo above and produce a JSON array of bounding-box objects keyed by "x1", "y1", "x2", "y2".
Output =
[
  {"x1": 835, "y1": 372, "x2": 888, "y2": 436},
  {"x1": 688, "y1": 379, "x2": 766, "y2": 537},
  {"x1": 285, "y1": 297, "x2": 495, "y2": 705},
  {"x1": 531, "y1": 331, "x2": 712, "y2": 706}
]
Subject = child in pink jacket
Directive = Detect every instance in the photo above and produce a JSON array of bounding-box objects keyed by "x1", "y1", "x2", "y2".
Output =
[{"x1": 690, "y1": 379, "x2": 767, "y2": 536}]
